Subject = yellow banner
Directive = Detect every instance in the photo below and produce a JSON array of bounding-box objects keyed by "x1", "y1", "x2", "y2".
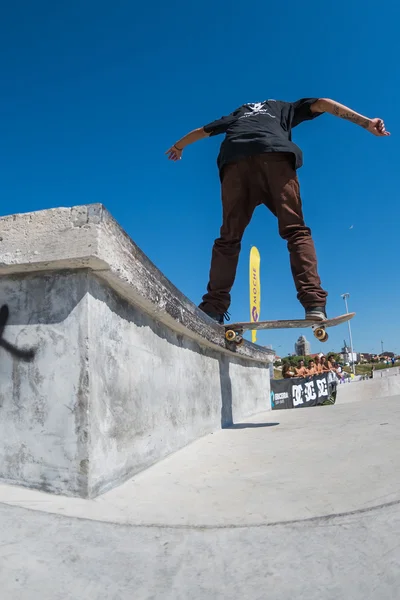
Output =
[{"x1": 249, "y1": 246, "x2": 261, "y2": 343}]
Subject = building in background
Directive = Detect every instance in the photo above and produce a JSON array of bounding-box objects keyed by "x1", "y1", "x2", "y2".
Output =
[
  {"x1": 359, "y1": 353, "x2": 375, "y2": 363},
  {"x1": 295, "y1": 335, "x2": 310, "y2": 356},
  {"x1": 340, "y1": 341, "x2": 358, "y2": 364}
]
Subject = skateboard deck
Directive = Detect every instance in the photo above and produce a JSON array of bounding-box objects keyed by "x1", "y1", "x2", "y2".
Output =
[{"x1": 224, "y1": 312, "x2": 355, "y2": 345}]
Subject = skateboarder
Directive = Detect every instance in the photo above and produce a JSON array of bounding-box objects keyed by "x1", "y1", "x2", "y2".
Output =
[{"x1": 166, "y1": 98, "x2": 389, "y2": 324}]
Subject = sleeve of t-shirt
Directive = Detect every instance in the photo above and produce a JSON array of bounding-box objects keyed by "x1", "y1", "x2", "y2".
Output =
[
  {"x1": 203, "y1": 110, "x2": 239, "y2": 136},
  {"x1": 291, "y1": 98, "x2": 323, "y2": 128}
]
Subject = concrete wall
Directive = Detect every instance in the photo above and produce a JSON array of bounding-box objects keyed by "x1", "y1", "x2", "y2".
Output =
[
  {"x1": 88, "y1": 277, "x2": 269, "y2": 496},
  {"x1": 337, "y1": 376, "x2": 400, "y2": 404},
  {"x1": 0, "y1": 205, "x2": 274, "y2": 498},
  {"x1": 373, "y1": 366, "x2": 400, "y2": 379},
  {"x1": 0, "y1": 271, "x2": 90, "y2": 497}
]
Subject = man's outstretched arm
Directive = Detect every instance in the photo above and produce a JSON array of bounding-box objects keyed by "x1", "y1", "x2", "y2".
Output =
[
  {"x1": 165, "y1": 127, "x2": 210, "y2": 161},
  {"x1": 311, "y1": 98, "x2": 390, "y2": 136}
]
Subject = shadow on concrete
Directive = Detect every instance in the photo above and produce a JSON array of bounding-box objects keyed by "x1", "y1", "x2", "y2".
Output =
[
  {"x1": 218, "y1": 355, "x2": 274, "y2": 429},
  {"x1": 219, "y1": 356, "x2": 233, "y2": 427},
  {"x1": 226, "y1": 422, "x2": 280, "y2": 429}
]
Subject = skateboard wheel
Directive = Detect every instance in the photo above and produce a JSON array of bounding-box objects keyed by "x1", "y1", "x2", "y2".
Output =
[
  {"x1": 225, "y1": 330, "x2": 237, "y2": 342},
  {"x1": 236, "y1": 335, "x2": 244, "y2": 346},
  {"x1": 314, "y1": 327, "x2": 326, "y2": 341},
  {"x1": 321, "y1": 332, "x2": 329, "y2": 342}
]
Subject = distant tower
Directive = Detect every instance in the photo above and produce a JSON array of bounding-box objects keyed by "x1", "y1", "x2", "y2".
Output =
[
  {"x1": 295, "y1": 335, "x2": 311, "y2": 356},
  {"x1": 341, "y1": 340, "x2": 350, "y2": 363}
]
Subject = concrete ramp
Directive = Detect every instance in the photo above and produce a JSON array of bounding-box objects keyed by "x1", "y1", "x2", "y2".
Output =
[
  {"x1": 0, "y1": 204, "x2": 273, "y2": 498},
  {"x1": 0, "y1": 389, "x2": 399, "y2": 599}
]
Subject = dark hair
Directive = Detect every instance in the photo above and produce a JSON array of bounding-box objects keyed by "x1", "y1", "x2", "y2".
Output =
[{"x1": 282, "y1": 363, "x2": 294, "y2": 378}]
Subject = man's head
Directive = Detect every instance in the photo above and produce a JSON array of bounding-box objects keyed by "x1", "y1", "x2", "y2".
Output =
[
  {"x1": 309, "y1": 360, "x2": 315, "y2": 368},
  {"x1": 299, "y1": 359, "x2": 305, "y2": 367},
  {"x1": 315, "y1": 356, "x2": 320, "y2": 364}
]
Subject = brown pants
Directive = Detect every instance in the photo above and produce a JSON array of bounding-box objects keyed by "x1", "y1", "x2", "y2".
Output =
[{"x1": 199, "y1": 153, "x2": 328, "y2": 315}]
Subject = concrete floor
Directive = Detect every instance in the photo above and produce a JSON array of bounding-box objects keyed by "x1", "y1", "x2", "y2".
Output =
[{"x1": 1, "y1": 394, "x2": 400, "y2": 599}]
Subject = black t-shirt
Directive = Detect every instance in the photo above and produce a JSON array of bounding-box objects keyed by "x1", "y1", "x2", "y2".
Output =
[{"x1": 203, "y1": 98, "x2": 322, "y2": 172}]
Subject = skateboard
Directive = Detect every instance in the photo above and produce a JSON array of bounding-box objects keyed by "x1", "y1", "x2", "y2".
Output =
[{"x1": 224, "y1": 312, "x2": 355, "y2": 346}]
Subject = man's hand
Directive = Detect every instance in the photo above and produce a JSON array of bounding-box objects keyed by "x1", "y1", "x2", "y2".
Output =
[
  {"x1": 165, "y1": 145, "x2": 183, "y2": 161},
  {"x1": 367, "y1": 118, "x2": 390, "y2": 137},
  {"x1": 312, "y1": 98, "x2": 390, "y2": 136},
  {"x1": 165, "y1": 127, "x2": 210, "y2": 162}
]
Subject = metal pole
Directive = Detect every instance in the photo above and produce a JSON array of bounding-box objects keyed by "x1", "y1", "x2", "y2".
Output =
[
  {"x1": 341, "y1": 293, "x2": 356, "y2": 374},
  {"x1": 381, "y1": 340, "x2": 384, "y2": 355}
]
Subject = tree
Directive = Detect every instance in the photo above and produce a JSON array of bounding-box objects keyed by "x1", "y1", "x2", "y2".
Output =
[
  {"x1": 327, "y1": 352, "x2": 341, "y2": 363},
  {"x1": 281, "y1": 355, "x2": 306, "y2": 367}
]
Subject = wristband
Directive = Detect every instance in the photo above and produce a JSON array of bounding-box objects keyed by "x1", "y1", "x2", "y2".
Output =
[{"x1": 174, "y1": 144, "x2": 183, "y2": 151}]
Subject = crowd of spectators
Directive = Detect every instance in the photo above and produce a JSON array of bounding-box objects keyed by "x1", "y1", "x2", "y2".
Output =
[{"x1": 282, "y1": 355, "x2": 343, "y2": 379}]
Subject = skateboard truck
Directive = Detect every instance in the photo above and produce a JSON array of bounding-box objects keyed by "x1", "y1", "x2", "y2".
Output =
[
  {"x1": 225, "y1": 329, "x2": 244, "y2": 346},
  {"x1": 312, "y1": 325, "x2": 329, "y2": 342}
]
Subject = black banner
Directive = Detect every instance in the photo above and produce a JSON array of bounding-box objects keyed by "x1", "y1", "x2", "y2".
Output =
[{"x1": 270, "y1": 372, "x2": 337, "y2": 410}]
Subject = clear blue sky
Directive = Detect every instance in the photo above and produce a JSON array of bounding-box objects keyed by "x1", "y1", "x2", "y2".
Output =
[{"x1": 1, "y1": 1, "x2": 399, "y2": 357}]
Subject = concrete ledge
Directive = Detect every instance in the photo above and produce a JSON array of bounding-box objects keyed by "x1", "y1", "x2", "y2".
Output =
[
  {"x1": 0, "y1": 205, "x2": 274, "y2": 499},
  {"x1": 0, "y1": 204, "x2": 273, "y2": 362}
]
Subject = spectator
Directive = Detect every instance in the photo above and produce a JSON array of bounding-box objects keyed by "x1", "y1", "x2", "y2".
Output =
[
  {"x1": 327, "y1": 355, "x2": 338, "y2": 371},
  {"x1": 296, "y1": 359, "x2": 308, "y2": 378},
  {"x1": 314, "y1": 355, "x2": 323, "y2": 374},
  {"x1": 307, "y1": 359, "x2": 317, "y2": 376},
  {"x1": 320, "y1": 356, "x2": 330, "y2": 372},
  {"x1": 282, "y1": 363, "x2": 297, "y2": 378}
]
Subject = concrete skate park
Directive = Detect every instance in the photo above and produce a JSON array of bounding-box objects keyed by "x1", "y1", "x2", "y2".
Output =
[{"x1": 0, "y1": 205, "x2": 399, "y2": 599}]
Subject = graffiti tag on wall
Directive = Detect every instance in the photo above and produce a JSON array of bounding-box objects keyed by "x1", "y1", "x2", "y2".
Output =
[{"x1": 0, "y1": 305, "x2": 36, "y2": 362}]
